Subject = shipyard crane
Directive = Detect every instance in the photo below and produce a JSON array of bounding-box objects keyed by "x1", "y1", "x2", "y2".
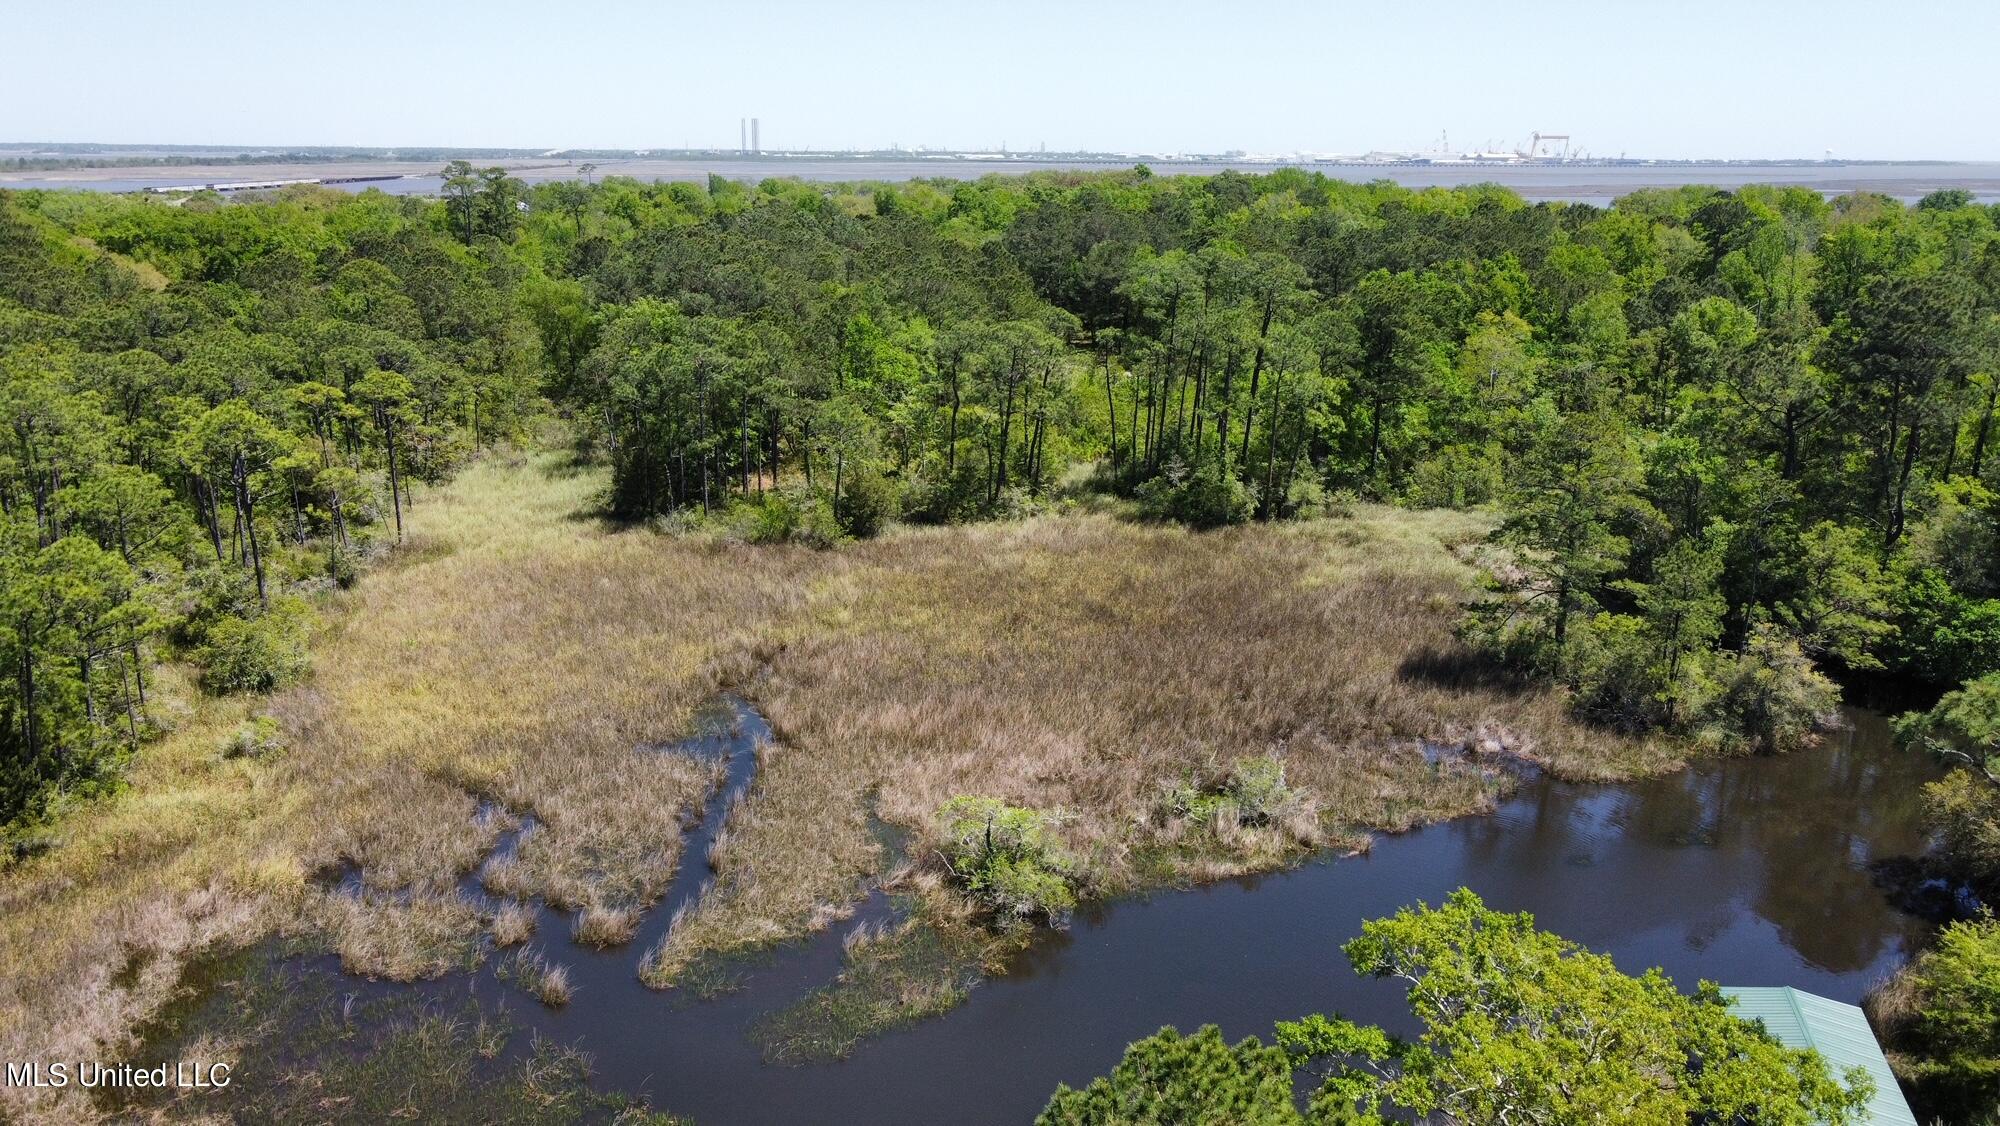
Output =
[{"x1": 1523, "y1": 132, "x2": 1572, "y2": 160}]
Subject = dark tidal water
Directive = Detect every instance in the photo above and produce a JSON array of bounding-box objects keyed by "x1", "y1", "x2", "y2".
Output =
[{"x1": 137, "y1": 705, "x2": 1947, "y2": 1124}]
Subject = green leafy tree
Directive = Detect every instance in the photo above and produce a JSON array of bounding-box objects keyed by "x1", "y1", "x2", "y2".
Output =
[
  {"x1": 1042, "y1": 890, "x2": 1871, "y2": 1125},
  {"x1": 1896, "y1": 673, "x2": 2000, "y2": 893},
  {"x1": 1899, "y1": 916, "x2": 2000, "y2": 1111},
  {"x1": 1476, "y1": 407, "x2": 1652, "y2": 670},
  {"x1": 1897, "y1": 671, "x2": 2000, "y2": 789},
  {"x1": 1039, "y1": 1026, "x2": 1303, "y2": 1126},
  {"x1": 1775, "y1": 521, "x2": 1896, "y2": 669},
  {"x1": 1627, "y1": 523, "x2": 1731, "y2": 724}
]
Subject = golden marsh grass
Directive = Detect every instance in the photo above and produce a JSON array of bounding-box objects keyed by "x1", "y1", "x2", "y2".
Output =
[{"x1": 0, "y1": 451, "x2": 1680, "y2": 1121}]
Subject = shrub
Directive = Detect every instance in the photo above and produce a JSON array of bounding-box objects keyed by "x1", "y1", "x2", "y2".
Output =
[
  {"x1": 1897, "y1": 671, "x2": 2000, "y2": 893},
  {"x1": 1280, "y1": 473, "x2": 1329, "y2": 520},
  {"x1": 835, "y1": 466, "x2": 898, "y2": 538},
  {"x1": 1408, "y1": 444, "x2": 1502, "y2": 509},
  {"x1": 1703, "y1": 625, "x2": 1841, "y2": 752},
  {"x1": 1920, "y1": 771, "x2": 2000, "y2": 894},
  {"x1": 1135, "y1": 460, "x2": 1253, "y2": 529},
  {"x1": 1899, "y1": 916, "x2": 2000, "y2": 1115},
  {"x1": 739, "y1": 484, "x2": 843, "y2": 548},
  {"x1": 1564, "y1": 613, "x2": 1671, "y2": 733},
  {"x1": 938, "y1": 796, "x2": 1076, "y2": 922},
  {"x1": 327, "y1": 544, "x2": 360, "y2": 589},
  {"x1": 897, "y1": 456, "x2": 989, "y2": 523},
  {"x1": 1162, "y1": 757, "x2": 1308, "y2": 832},
  {"x1": 219, "y1": 716, "x2": 285, "y2": 760},
  {"x1": 195, "y1": 599, "x2": 313, "y2": 694},
  {"x1": 171, "y1": 563, "x2": 260, "y2": 649},
  {"x1": 1225, "y1": 757, "x2": 1294, "y2": 824}
]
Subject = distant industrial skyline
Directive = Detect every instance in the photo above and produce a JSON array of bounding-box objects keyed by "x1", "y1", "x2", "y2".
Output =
[
  {"x1": 13, "y1": 138, "x2": 1982, "y2": 166},
  {"x1": 9, "y1": 0, "x2": 1999, "y2": 161}
]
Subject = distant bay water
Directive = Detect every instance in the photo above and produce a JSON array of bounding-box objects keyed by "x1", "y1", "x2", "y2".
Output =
[{"x1": 5, "y1": 157, "x2": 1998, "y2": 204}]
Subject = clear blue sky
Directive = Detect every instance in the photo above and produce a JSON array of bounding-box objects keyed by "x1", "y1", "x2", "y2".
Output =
[{"x1": 9, "y1": 0, "x2": 1996, "y2": 160}]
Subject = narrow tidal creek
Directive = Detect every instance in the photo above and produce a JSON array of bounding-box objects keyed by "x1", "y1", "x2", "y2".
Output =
[{"x1": 134, "y1": 705, "x2": 1949, "y2": 1124}]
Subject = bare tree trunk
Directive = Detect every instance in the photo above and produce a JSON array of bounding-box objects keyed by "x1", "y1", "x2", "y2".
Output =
[
  {"x1": 947, "y1": 363, "x2": 962, "y2": 476},
  {"x1": 1102, "y1": 354, "x2": 1119, "y2": 467},
  {"x1": 235, "y1": 451, "x2": 267, "y2": 606},
  {"x1": 385, "y1": 419, "x2": 405, "y2": 542},
  {"x1": 1971, "y1": 378, "x2": 1998, "y2": 480}
]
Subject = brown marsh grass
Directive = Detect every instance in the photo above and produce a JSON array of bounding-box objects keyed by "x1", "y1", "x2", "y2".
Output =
[
  {"x1": 646, "y1": 509, "x2": 1681, "y2": 976},
  {"x1": 490, "y1": 901, "x2": 537, "y2": 947},
  {"x1": 0, "y1": 451, "x2": 1680, "y2": 1121}
]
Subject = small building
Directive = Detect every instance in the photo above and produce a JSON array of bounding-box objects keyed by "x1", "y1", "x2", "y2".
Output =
[{"x1": 1722, "y1": 986, "x2": 1917, "y2": 1125}]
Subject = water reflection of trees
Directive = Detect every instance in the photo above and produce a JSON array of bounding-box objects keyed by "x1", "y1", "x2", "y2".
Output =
[
  {"x1": 1451, "y1": 712, "x2": 1939, "y2": 976},
  {"x1": 1672, "y1": 714, "x2": 1935, "y2": 973}
]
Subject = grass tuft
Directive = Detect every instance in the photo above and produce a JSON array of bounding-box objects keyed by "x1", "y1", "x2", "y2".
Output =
[
  {"x1": 500, "y1": 947, "x2": 574, "y2": 1007},
  {"x1": 490, "y1": 902, "x2": 537, "y2": 948},
  {"x1": 572, "y1": 905, "x2": 640, "y2": 949}
]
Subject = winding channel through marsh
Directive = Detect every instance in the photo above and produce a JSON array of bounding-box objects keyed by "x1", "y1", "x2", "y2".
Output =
[{"x1": 142, "y1": 704, "x2": 1953, "y2": 1124}]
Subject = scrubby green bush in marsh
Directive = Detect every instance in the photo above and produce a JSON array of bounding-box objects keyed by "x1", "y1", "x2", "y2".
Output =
[
  {"x1": 728, "y1": 483, "x2": 843, "y2": 548},
  {"x1": 193, "y1": 598, "x2": 313, "y2": 694},
  {"x1": 834, "y1": 464, "x2": 899, "y2": 538},
  {"x1": 1159, "y1": 756, "x2": 1315, "y2": 839},
  {"x1": 218, "y1": 715, "x2": 284, "y2": 761},
  {"x1": 938, "y1": 796, "x2": 1077, "y2": 923},
  {"x1": 1134, "y1": 457, "x2": 1254, "y2": 529}
]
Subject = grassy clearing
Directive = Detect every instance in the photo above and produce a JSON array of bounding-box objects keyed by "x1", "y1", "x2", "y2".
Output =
[{"x1": 0, "y1": 451, "x2": 1681, "y2": 1120}]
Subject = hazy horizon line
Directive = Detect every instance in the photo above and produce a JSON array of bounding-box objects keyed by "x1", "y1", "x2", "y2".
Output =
[{"x1": 5, "y1": 141, "x2": 1995, "y2": 166}]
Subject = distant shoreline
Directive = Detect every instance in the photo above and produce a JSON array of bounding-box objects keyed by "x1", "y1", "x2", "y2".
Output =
[{"x1": 4, "y1": 155, "x2": 1998, "y2": 205}]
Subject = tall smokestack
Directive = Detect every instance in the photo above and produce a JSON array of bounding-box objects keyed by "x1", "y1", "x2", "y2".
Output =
[
  {"x1": 752, "y1": 117, "x2": 760, "y2": 154},
  {"x1": 739, "y1": 118, "x2": 747, "y2": 154}
]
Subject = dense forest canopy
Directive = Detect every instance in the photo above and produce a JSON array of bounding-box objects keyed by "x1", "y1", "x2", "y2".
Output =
[
  {"x1": 0, "y1": 184, "x2": 541, "y2": 831},
  {"x1": 4, "y1": 170, "x2": 2000, "y2": 836}
]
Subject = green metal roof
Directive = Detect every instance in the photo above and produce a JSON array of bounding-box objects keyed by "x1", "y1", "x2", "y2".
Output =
[{"x1": 1722, "y1": 986, "x2": 1917, "y2": 1126}]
